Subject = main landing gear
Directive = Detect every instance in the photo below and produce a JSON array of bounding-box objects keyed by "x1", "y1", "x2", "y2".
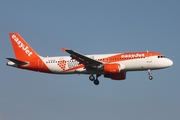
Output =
[
  {"x1": 148, "y1": 69, "x2": 153, "y2": 80},
  {"x1": 89, "y1": 74, "x2": 101, "y2": 85}
]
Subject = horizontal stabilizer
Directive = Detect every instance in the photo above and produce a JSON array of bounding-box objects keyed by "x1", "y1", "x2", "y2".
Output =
[{"x1": 6, "y1": 58, "x2": 28, "y2": 65}]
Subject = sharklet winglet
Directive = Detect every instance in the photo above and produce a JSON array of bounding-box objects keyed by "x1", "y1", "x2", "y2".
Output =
[{"x1": 62, "y1": 47, "x2": 67, "y2": 52}]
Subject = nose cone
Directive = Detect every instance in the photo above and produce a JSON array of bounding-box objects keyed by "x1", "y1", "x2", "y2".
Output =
[{"x1": 166, "y1": 59, "x2": 173, "y2": 67}]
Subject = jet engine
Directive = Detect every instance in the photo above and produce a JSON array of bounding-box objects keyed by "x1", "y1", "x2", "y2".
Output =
[
  {"x1": 103, "y1": 63, "x2": 121, "y2": 73},
  {"x1": 104, "y1": 71, "x2": 126, "y2": 80}
]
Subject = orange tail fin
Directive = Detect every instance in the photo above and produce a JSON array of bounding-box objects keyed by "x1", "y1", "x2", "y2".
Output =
[{"x1": 9, "y1": 33, "x2": 39, "y2": 60}]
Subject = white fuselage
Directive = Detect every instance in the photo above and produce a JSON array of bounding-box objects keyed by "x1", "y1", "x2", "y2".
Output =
[{"x1": 40, "y1": 53, "x2": 173, "y2": 74}]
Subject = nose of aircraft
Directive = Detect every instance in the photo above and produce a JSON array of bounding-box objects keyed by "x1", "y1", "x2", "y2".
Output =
[{"x1": 166, "y1": 59, "x2": 173, "y2": 67}]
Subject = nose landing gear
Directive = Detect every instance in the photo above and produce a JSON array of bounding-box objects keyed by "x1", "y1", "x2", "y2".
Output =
[{"x1": 148, "y1": 69, "x2": 153, "y2": 80}]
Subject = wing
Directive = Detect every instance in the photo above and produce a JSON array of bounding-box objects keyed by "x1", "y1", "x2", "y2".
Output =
[{"x1": 62, "y1": 48, "x2": 102, "y2": 69}]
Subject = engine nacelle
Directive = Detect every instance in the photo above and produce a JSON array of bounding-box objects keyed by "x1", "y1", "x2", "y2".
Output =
[
  {"x1": 104, "y1": 72, "x2": 126, "y2": 80},
  {"x1": 103, "y1": 63, "x2": 121, "y2": 73}
]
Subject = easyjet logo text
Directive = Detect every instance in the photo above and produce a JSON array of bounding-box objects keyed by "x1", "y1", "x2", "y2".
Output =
[
  {"x1": 121, "y1": 53, "x2": 145, "y2": 58},
  {"x1": 12, "y1": 35, "x2": 32, "y2": 57}
]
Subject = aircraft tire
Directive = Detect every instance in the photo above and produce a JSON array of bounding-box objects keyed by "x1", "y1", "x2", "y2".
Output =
[
  {"x1": 89, "y1": 75, "x2": 95, "y2": 81},
  {"x1": 149, "y1": 76, "x2": 153, "y2": 80},
  {"x1": 94, "y1": 80, "x2": 99, "y2": 85}
]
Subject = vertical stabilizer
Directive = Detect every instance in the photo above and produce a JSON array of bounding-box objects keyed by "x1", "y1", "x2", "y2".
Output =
[
  {"x1": 8, "y1": 33, "x2": 51, "y2": 73},
  {"x1": 9, "y1": 33, "x2": 39, "y2": 60}
]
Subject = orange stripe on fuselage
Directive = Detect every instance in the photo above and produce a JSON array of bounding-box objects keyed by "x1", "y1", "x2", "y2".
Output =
[{"x1": 99, "y1": 52, "x2": 163, "y2": 63}]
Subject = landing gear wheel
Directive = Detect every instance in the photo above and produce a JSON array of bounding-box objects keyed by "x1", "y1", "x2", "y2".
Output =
[
  {"x1": 89, "y1": 75, "x2": 95, "y2": 81},
  {"x1": 148, "y1": 69, "x2": 153, "y2": 80},
  {"x1": 94, "y1": 80, "x2": 100, "y2": 85},
  {"x1": 149, "y1": 76, "x2": 153, "y2": 80}
]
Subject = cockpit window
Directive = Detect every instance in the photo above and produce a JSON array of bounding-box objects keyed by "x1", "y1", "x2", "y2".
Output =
[{"x1": 158, "y1": 56, "x2": 166, "y2": 58}]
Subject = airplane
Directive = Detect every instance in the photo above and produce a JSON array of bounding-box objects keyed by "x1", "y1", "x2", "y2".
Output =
[{"x1": 6, "y1": 33, "x2": 173, "y2": 85}]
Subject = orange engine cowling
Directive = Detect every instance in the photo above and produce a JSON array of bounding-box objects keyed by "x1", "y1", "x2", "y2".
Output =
[
  {"x1": 103, "y1": 64, "x2": 120, "y2": 73},
  {"x1": 104, "y1": 72, "x2": 126, "y2": 80}
]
